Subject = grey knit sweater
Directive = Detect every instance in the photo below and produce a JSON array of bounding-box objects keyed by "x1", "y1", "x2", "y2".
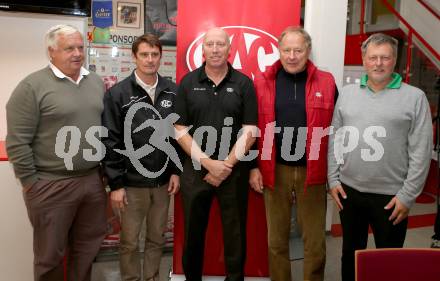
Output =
[{"x1": 327, "y1": 79, "x2": 432, "y2": 208}]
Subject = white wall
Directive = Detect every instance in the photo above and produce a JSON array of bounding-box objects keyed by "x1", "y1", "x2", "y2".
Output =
[
  {"x1": 304, "y1": 0, "x2": 348, "y2": 91},
  {"x1": 304, "y1": 0, "x2": 348, "y2": 231},
  {"x1": 0, "y1": 11, "x2": 87, "y2": 280},
  {"x1": 0, "y1": 163, "x2": 33, "y2": 280},
  {"x1": 0, "y1": 11, "x2": 87, "y2": 140}
]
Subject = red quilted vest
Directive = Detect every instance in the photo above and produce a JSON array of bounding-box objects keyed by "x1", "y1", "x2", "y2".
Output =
[{"x1": 254, "y1": 60, "x2": 337, "y2": 189}]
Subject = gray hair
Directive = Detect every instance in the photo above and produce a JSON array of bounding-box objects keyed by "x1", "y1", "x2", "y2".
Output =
[
  {"x1": 278, "y1": 26, "x2": 312, "y2": 49},
  {"x1": 45, "y1": 24, "x2": 81, "y2": 51},
  {"x1": 361, "y1": 33, "x2": 398, "y2": 57}
]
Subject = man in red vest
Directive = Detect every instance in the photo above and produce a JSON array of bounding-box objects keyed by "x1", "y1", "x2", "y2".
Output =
[{"x1": 249, "y1": 26, "x2": 338, "y2": 281}]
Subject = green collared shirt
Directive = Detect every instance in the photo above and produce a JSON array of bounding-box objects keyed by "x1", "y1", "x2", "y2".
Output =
[{"x1": 360, "y1": 72, "x2": 402, "y2": 91}]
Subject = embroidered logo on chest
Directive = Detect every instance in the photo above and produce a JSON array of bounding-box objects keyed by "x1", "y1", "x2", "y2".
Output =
[{"x1": 160, "y1": 100, "x2": 172, "y2": 108}]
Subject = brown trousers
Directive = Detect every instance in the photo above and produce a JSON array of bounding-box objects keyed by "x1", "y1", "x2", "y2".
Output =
[
  {"x1": 119, "y1": 185, "x2": 170, "y2": 281},
  {"x1": 264, "y1": 164, "x2": 326, "y2": 281},
  {"x1": 23, "y1": 170, "x2": 107, "y2": 281}
]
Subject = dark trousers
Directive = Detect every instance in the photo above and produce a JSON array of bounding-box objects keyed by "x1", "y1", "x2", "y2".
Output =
[
  {"x1": 23, "y1": 170, "x2": 107, "y2": 281},
  {"x1": 433, "y1": 202, "x2": 440, "y2": 240},
  {"x1": 339, "y1": 183, "x2": 408, "y2": 281},
  {"x1": 180, "y1": 160, "x2": 248, "y2": 281}
]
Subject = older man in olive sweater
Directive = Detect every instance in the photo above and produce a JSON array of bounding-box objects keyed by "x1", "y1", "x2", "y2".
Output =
[{"x1": 6, "y1": 25, "x2": 106, "y2": 281}]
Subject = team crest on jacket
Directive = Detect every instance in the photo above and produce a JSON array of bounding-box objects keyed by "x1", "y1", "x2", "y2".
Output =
[{"x1": 160, "y1": 100, "x2": 172, "y2": 108}]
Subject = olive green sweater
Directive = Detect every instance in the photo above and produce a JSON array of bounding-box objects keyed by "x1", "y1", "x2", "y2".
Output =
[{"x1": 6, "y1": 67, "x2": 105, "y2": 187}]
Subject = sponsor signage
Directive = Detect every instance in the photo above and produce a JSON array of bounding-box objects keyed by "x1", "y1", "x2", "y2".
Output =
[
  {"x1": 176, "y1": 0, "x2": 300, "y2": 83},
  {"x1": 186, "y1": 26, "x2": 280, "y2": 79}
]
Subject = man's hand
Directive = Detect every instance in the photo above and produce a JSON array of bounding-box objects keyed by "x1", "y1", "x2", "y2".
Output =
[
  {"x1": 329, "y1": 184, "x2": 347, "y2": 211},
  {"x1": 111, "y1": 188, "x2": 128, "y2": 211},
  {"x1": 168, "y1": 174, "x2": 180, "y2": 195},
  {"x1": 249, "y1": 168, "x2": 264, "y2": 193},
  {"x1": 385, "y1": 196, "x2": 409, "y2": 225},
  {"x1": 202, "y1": 159, "x2": 233, "y2": 181},
  {"x1": 204, "y1": 173, "x2": 223, "y2": 187}
]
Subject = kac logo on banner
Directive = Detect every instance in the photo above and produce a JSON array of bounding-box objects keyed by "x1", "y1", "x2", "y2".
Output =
[
  {"x1": 186, "y1": 26, "x2": 279, "y2": 79},
  {"x1": 92, "y1": 0, "x2": 113, "y2": 28}
]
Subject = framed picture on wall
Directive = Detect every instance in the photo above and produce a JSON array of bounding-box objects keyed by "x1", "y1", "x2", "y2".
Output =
[
  {"x1": 145, "y1": 0, "x2": 177, "y2": 45},
  {"x1": 117, "y1": 2, "x2": 141, "y2": 28}
]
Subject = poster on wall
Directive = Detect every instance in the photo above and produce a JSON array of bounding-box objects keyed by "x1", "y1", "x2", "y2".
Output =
[
  {"x1": 88, "y1": 43, "x2": 134, "y2": 90},
  {"x1": 174, "y1": 0, "x2": 301, "y2": 278},
  {"x1": 145, "y1": 0, "x2": 177, "y2": 45},
  {"x1": 158, "y1": 46, "x2": 177, "y2": 82},
  {"x1": 88, "y1": 35, "x2": 177, "y2": 87},
  {"x1": 88, "y1": 21, "x2": 143, "y2": 89},
  {"x1": 87, "y1": 0, "x2": 145, "y2": 89}
]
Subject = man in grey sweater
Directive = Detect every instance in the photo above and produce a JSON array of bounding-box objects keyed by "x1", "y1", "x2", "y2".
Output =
[
  {"x1": 327, "y1": 33, "x2": 432, "y2": 281},
  {"x1": 6, "y1": 25, "x2": 107, "y2": 281}
]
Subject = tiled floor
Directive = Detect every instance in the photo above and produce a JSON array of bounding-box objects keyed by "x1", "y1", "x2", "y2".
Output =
[
  {"x1": 92, "y1": 196, "x2": 437, "y2": 281},
  {"x1": 92, "y1": 254, "x2": 172, "y2": 281}
]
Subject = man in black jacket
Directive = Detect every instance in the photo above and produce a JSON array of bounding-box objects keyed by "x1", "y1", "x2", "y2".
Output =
[{"x1": 102, "y1": 33, "x2": 180, "y2": 281}]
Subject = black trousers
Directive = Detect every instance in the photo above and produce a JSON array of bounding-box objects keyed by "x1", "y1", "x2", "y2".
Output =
[
  {"x1": 180, "y1": 159, "x2": 248, "y2": 281},
  {"x1": 433, "y1": 202, "x2": 440, "y2": 240},
  {"x1": 339, "y1": 183, "x2": 408, "y2": 281}
]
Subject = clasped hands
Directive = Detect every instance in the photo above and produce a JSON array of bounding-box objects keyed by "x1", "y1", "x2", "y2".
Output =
[{"x1": 202, "y1": 159, "x2": 233, "y2": 187}]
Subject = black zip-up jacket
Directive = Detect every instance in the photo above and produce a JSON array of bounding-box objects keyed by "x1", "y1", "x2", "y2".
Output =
[{"x1": 102, "y1": 72, "x2": 181, "y2": 191}]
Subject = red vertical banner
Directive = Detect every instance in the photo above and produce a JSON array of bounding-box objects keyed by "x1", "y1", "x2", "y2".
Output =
[{"x1": 174, "y1": 0, "x2": 301, "y2": 277}]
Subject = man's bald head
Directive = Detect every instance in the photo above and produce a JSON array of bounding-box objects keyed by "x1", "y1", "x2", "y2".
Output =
[
  {"x1": 202, "y1": 27, "x2": 231, "y2": 69},
  {"x1": 203, "y1": 27, "x2": 230, "y2": 47}
]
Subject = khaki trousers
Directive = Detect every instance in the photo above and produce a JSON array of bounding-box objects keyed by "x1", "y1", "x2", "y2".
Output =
[
  {"x1": 264, "y1": 164, "x2": 326, "y2": 281},
  {"x1": 119, "y1": 185, "x2": 170, "y2": 281}
]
